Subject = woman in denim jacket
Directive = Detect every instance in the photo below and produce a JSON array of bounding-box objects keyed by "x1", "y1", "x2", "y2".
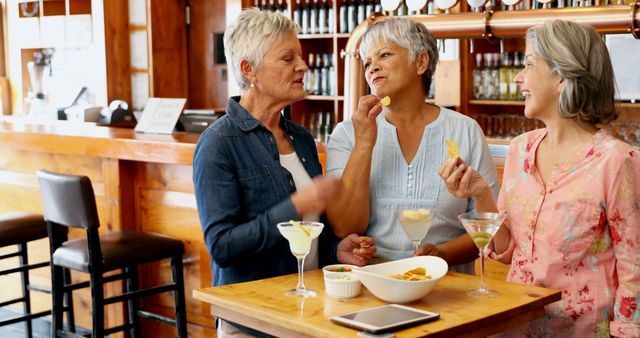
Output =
[{"x1": 193, "y1": 9, "x2": 376, "y2": 337}]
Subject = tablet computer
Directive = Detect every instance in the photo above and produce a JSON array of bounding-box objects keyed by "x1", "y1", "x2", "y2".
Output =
[{"x1": 330, "y1": 304, "x2": 440, "y2": 333}]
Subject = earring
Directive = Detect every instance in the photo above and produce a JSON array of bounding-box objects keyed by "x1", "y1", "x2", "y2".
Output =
[{"x1": 250, "y1": 82, "x2": 255, "y2": 88}]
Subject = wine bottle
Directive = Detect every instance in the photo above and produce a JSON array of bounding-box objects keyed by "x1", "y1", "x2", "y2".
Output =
[
  {"x1": 294, "y1": 0, "x2": 302, "y2": 27},
  {"x1": 347, "y1": 0, "x2": 357, "y2": 32},
  {"x1": 301, "y1": 0, "x2": 309, "y2": 34},
  {"x1": 309, "y1": 0, "x2": 317, "y2": 34},
  {"x1": 318, "y1": 0, "x2": 327, "y2": 34},
  {"x1": 314, "y1": 53, "x2": 322, "y2": 95},
  {"x1": 322, "y1": 53, "x2": 331, "y2": 96},
  {"x1": 339, "y1": 0, "x2": 348, "y2": 33},
  {"x1": 357, "y1": 0, "x2": 366, "y2": 24}
]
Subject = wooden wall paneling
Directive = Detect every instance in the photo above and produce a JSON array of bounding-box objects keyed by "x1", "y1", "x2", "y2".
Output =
[
  {"x1": 132, "y1": 161, "x2": 210, "y2": 333},
  {"x1": 103, "y1": 0, "x2": 132, "y2": 104},
  {"x1": 148, "y1": 0, "x2": 188, "y2": 99},
  {"x1": 187, "y1": 0, "x2": 228, "y2": 110}
]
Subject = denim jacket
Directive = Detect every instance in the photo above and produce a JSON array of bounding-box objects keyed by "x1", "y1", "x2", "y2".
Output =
[{"x1": 194, "y1": 97, "x2": 339, "y2": 288}]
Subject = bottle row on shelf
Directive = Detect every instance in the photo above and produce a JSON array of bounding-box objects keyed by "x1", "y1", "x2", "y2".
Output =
[
  {"x1": 254, "y1": 0, "x2": 289, "y2": 15},
  {"x1": 305, "y1": 53, "x2": 337, "y2": 96},
  {"x1": 301, "y1": 111, "x2": 335, "y2": 143},
  {"x1": 472, "y1": 52, "x2": 525, "y2": 101},
  {"x1": 294, "y1": 0, "x2": 335, "y2": 34}
]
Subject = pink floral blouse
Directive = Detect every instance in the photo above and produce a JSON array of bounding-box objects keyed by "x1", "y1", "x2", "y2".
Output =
[{"x1": 493, "y1": 129, "x2": 640, "y2": 338}]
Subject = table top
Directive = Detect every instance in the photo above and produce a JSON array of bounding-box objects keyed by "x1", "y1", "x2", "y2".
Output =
[{"x1": 193, "y1": 270, "x2": 561, "y2": 338}]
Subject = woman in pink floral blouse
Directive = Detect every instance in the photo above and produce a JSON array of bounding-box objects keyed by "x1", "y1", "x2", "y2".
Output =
[{"x1": 440, "y1": 20, "x2": 640, "y2": 337}]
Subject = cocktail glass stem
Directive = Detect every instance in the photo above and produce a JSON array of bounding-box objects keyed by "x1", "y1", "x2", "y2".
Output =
[
  {"x1": 295, "y1": 255, "x2": 307, "y2": 292},
  {"x1": 478, "y1": 249, "x2": 487, "y2": 292},
  {"x1": 413, "y1": 242, "x2": 421, "y2": 254}
]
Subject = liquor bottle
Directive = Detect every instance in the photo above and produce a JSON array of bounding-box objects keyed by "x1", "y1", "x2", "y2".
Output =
[
  {"x1": 397, "y1": 0, "x2": 406, "y2": 15},
  {"x1": 305, "y1": 54, "x2": 315, "y2": 94},
  {"x1": 323, "y1": 111, "x2": 333, "y2": 143},
  {"x1": 269, "y1": 0, "x2": 277, "y2": 11},
  {"x1": 328, "y1": 53, "x2": 336, "y2": 96},
  {"x1": 309, "y1": 0, "x2": 317, "y2": 34},
  {"x1": 509, "y1": 52, "x2": 519, "y2": 100},
  {"x1": 499, "y1": 52, "x2": 511, "y2": 100},
  {"x1": 316, "y1": 111, "x2": 325, "y2": 141},
  {"x1": 481, "y1": 53, "x2": 493, "y2": 100},
  {"x1": 318, "y1": 0, "x2": 327, "y2": 34},
  {"x1": 365, "y1": 0, "x2": 374, "y2": 18},
  {"x1": 301, "y1": 0, "x2": 309, "y2": 34},
  {"x1": 513, "y1": 52, "x2": 524, "y2": 100},
  {"x1": 347, "y1": 0, "x2": 357, "y2": 32},
  {"x1": 294, "y1": 0, "x2": 302, "y2": 27},
  {"x1": 314, "y1": 53, "x2": 323, "y2": 95},
  {"x1": 278, "y1": 0, "x2": 288, "y2": 15},
  {"x1": 254, "y1": 0, "x2": 261, "y2": 9},
  {"x1": 374, "y1": 0, "x2": 382, "y2": 12},
  {"x1": 357, "y1": 0, "x2": 366, "y2": 25},
  {"x1": 490, "y1": 53, "x2": 500, "y2": 100},
  {"x1": 322, "y1": 53, "x2": 331, "y2": 95},
  {"x1": 472, "y1": 53, "x2": 484, "y2": 100},
  {"x1": 327, "y1": 0, "x2": 334, "y2": 33},
  {"x1": 340, "y1": 0, "x2": 348, "y2": 33}
]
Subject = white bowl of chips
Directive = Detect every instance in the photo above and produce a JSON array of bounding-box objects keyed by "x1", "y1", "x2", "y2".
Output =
[{"x1": 354, "y1": 256, "x2": 448, "y2": 303}]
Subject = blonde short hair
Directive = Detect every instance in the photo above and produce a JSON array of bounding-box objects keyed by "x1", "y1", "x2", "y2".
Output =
[
  {"x1": 359, "y1": 17, "x2": 439, "y2": 98},
  {"x1": 527, "y1": 20, "x2": 618, "y2": 124},
  {"x1": 224, "y1": 8, "x2": 299, "y2": 90}
]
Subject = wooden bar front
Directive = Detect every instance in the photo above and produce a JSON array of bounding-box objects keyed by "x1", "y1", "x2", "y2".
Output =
[{"x1": 0, "y1": 121, "x2": 213, "y2": 336}]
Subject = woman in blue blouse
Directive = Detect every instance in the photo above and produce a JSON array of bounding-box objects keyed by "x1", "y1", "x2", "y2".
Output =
[
  {"x1": 193, "y1": 9, "x2": 375, "y2": 337},
  {"x1": 326, "y1": 17, "x2": 499, "y2": 273}
]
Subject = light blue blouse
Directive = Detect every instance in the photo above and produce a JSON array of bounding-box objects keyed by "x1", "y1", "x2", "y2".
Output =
[{"x1": 326, "y1": 107, "x2": 500, "y2": 274}]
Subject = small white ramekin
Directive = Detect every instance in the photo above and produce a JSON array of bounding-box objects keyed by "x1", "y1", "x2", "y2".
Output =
[{"x1": 324, "y1": 273, "x2": 362, "y2": 299}]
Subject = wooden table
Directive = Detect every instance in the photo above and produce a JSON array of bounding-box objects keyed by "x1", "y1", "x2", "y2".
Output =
[{"x1": 193, "y1": 270, "x2": 561, "y2": 337}]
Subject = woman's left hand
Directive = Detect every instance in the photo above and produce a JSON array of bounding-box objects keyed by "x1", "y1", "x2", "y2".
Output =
[{"x1": 336, "y1": 234, "x2": 376, "y2": 266}]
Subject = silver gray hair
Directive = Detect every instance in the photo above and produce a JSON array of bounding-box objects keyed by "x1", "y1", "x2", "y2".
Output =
[
  {"x1": 527, "y1": 20, "x2": 617, "y2": 124},
  {"x1": 359, "y1": 17, "x2": 439, "y2": 97},
  {"x1": 224, "y1": 8, "x2": 299, "y2": 90}
]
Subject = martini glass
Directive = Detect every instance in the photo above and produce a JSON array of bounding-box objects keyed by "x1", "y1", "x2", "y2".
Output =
[
  {"x1": 277, "y1": 221, "x2": 324, "y2": 297},
  {"x1": 458, "y1": 212, "x2": 505, "y2": 298},
  {"x1": 397, "y1": 206, "x2": 435, "y2": 254}
]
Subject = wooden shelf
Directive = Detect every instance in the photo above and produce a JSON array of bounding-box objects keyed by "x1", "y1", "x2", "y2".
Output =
[
  {"x1": 305, "y1": 95, "x2": 344, "y2": 101},
  {"x1": 336, "y1": 33, "x2": 351, "y2": 39},
  {"x1": 469, "y1": 99, "x2": 525, "y2": 106},
  {"x1": 618, "y1": 102, "x2": 640, "y2": 108},
  {"x1": 298, "y1": 34, "x2": 334, "y2": 39}
]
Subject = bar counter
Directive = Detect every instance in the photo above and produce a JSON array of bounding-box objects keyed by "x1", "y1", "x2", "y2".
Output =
[{"x1": 0, "y1": 120, "x2": 211, "y2": 337}]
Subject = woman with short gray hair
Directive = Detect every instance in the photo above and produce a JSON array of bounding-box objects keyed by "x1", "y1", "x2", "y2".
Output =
[
  {"x1": 440, "y1": 20, "x2": 640, "y2": 337},
  {"x1": 194, "y1": 8, "x2": 376, "y2": 338},
  {"x1": 326, "y1": 17, "x2": 499, "y2": 273}
]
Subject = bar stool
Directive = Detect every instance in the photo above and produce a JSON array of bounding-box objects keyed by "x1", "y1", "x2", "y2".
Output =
[
  {"x1": 0, "y1": 212, "x2": 75, "y2": 337},
  {"x1": 37, "y1": 170, "x2": 188, "y2": 338}
]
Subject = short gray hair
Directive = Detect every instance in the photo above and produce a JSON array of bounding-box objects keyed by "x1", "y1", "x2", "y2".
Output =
[
  {"x1": 527, "y1": 20, "x2": 617, "y2": 125},
  {"x1": 359, "y1": 17, "x2": 439, "y2": 97},
  {"x1": 224, "y1": 8, "x2": 299, "y2": 90}
]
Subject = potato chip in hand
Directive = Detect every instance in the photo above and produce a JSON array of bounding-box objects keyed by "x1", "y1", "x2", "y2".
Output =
[
  {"x1": 445, "y1": 139, "x2": 460, "y2": 159},
  {"x1": 380, "y1": 96, "x2": 391, "y2": 106}
]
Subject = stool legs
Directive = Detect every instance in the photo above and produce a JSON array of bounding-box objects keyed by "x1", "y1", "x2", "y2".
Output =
[
  {"x1": 172, "y1": 256, "x2": 188, "y2": 338},
  {"x1": 125, "y1": 266, "x2": 141, "y2": 337},
  {"x1": 17, "y1": 243, "x2": 34, "y2": 338},
  {"x1": 63, "y1": 269, "x2": 75, "y2": 332},
  {"x1": 50, "y1": 265, "x2": 65, "y2": 338},
  {"x1": 90, "y1": 273, "x2": 105, "y2": 337}
]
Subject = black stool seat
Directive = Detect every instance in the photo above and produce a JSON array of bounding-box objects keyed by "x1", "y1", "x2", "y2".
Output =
[
  {"x1": 0, "y1": 212, "x2": 48, "y2": 247},
  {"x1": 53, "y1": 231, "x2": 185, "y2": 272}
]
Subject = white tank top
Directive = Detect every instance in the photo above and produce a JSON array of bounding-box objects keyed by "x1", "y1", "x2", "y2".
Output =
[{"x1": 279, "y1": 152, "x2": 320, "y2": 270}]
